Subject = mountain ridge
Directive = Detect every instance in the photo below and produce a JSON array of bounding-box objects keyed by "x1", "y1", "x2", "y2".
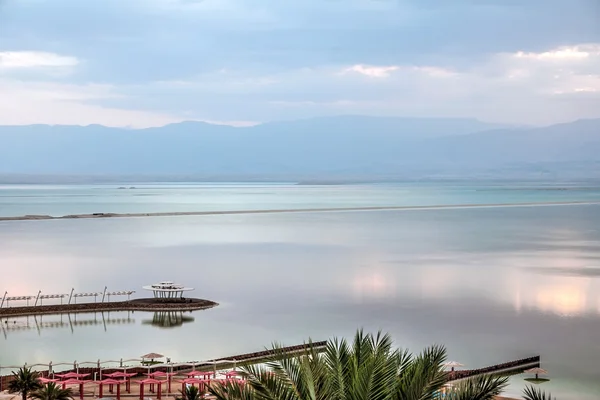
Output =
[{"x1": 0, "y1": 116, "x2": 598, "y2": 179}]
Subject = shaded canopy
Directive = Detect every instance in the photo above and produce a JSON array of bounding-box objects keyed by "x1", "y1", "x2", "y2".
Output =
[
  {"x1": 140, "y1": 353, "x2": 164, "y2": 359},
  {"x1": 94, "y1": 379, "x2": 123, "y2": 385},
  {"x1": 443, "y1": 361, "x2": 464, "y2": 368},
  {"x1": 525, "y1": 368, "x2": 548, "y2": 375},
  {"x1": 103, "y1": 372, "x2": 136, "y2": 378}
]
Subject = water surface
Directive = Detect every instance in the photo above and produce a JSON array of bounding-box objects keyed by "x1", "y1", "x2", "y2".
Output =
[{"x1": 1, "y1": 183, "x2": 600, "y2": 399}]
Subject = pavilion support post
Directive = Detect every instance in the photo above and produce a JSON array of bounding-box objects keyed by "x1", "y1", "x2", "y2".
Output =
[
  {"x1": 117, "y1": 383, "x2": 121, "y2": 400},
  {"x1": 139, "y1": 384, "x2": 144, "y2": 400},
  {"x1": 79, "y1": 384, "x2": 83, "y2": 400},
  {"x1": 99, "y1": 384, "x2": 103, "y2": 398},
  {"x1": 157, "y1": 383, "x2": 162, "y2": 400}
]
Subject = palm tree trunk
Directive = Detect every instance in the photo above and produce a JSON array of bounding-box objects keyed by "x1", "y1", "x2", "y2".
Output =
[{"x1": 22, "y1": 391, "x2": 27, "y2": 400}]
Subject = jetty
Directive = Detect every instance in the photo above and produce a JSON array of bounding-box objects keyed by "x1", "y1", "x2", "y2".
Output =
[
  {"x1": 1, "y1": 200, "x2": 599, "y2": 222},
  {"x1": 0, "y1": 282, "x2": 218, "y2": 318},
  {"x1": 446, "y1": 355, "x2": 541, "y2": 382}
]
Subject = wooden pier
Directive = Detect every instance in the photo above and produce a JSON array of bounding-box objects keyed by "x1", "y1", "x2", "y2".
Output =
[
  {"x1": 0, "y1": 298, "x2": 218, "y2": 319},
  {"x1": 446, "y1": 355, "x2": 541, "y2": 382}
]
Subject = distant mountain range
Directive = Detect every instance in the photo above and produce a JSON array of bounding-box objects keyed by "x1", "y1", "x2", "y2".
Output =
[{"x1": 0, "y1": 116, "x2": 599, "y2": 181}]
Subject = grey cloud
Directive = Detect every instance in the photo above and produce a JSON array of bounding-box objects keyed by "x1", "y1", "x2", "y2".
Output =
[{"x1": 1, "y1": 0, "x2": 598, "y2": 85}]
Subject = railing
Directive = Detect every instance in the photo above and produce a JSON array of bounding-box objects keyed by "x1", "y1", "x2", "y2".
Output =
[
  {"x1": 0, "y1": 341, "x2": 328, "y2": 390},
  {"x1": 0, "y1": 345, "x2": 539, "y2": 394},
  {"x1": 0, "y1": 288, "x2": 135, "y2": 308}
]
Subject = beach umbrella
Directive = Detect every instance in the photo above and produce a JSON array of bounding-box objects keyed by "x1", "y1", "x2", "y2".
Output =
[
  {"x1": 140, "y1": 353, "x2": 164, "y2": 361},
  {"x1": 443, "y1": 361, "x2": 464, "y2": 372},
  {"x1": 524, "y1": 367, "x2": 548, "y2": 381}
]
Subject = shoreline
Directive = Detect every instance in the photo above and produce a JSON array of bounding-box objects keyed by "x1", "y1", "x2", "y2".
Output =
[
  {"x1": 1, "y1": 200, "x2": 599, "y2": 222},
  {"x1": 0, "y1": 298, "x2": 218, "y2": 318}
]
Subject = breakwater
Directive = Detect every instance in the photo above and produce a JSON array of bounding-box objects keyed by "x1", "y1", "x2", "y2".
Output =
[
  {"x1": 0, "y1": 298, "x2": 218, "y2": 318},
  {"x1": 2, "y1": 200, "x2": 599, "y2": 222},
  {"x1": 446, "y1": 355, "x2": 541, "y2": 382}
]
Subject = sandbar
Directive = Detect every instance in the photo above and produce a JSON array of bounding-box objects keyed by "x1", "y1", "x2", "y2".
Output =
[{"x1": 1, "y1": 200, "x2": 599, "y2": 222}]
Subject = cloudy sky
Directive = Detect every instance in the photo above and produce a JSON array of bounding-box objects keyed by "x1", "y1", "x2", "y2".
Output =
[{"x1": 0, "y1": 0, "x2": 599, "y2": 127}]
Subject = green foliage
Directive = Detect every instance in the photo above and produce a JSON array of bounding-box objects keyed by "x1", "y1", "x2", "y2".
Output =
[
  {"x1": 177, "y1": 384, "x2": 203, "y2": 400},
  {"x1": 523, "y1": 385, "x2": 556, "y2": 400},
  {"x1": 7, "y1": 367, "x2": 43, "y2": 400},
  {"x1": 30, "y1": 383, "x2": 74, "y2": 400},
  {"x1": 208, "y1": 329, "x2": 509, "y2": 400},
  {"x1": 445, "y1": 374, "x2": 509, "y2": 400}
]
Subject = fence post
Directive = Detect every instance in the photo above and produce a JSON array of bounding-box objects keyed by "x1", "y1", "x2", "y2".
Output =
[{"x1": 34, "y1": 291, "x2": 42, "y2": 306}]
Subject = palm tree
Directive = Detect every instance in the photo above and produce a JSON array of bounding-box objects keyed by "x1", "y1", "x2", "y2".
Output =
[
  {"x1": 208, "y1": 329, "x2": 509, "y2": 400},
  {"x1": 523, "y1": 385, "x2": 555, "y2": 400},
  {"x1": 7, "y1": 367, "x2": 43, "y2": 400},
  {"x1": 445, "y1": 374, "x2": 508, "y2": 400},
  {"x1": 177, "y1": 384, "x2": 203, "y2": 400},
  {"x1": 30, "y1": 383, "x2": 74, "y2": 400}
]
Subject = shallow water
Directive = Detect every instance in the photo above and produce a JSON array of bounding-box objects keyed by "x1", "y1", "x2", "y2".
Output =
[
  {"x1": 1, "y1": 183, "x2": 600, "y2": 399},
  {"x1": 2, "y1": 182, "x2": 600, "y2": 217}
]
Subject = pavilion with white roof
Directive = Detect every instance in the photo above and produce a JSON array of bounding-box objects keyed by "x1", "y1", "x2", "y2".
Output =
[{"x1": 142, "y1": 281, "x2": 194, "y2": 299}]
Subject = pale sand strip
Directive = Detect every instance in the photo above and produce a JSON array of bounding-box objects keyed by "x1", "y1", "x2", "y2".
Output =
[{"x1": 1, "y1": 200, "x2": 599, "y2": 222}]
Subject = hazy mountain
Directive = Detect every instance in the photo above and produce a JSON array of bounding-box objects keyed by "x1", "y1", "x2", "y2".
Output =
[{"x1": 0, "y1": 116, "x2": 598, "y2": 180}]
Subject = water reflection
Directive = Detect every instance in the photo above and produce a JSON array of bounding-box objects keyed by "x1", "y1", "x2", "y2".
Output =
[
  {"x1": 2, "y1": 205, "x2": 600, "y2": 399},
  {"x1": 1, "y1": 311, "x2": 199, "y2": 339},
  {"x1": 141, "y1": 311, "x2": 195, "y2": 328},
  {"x1": 1, "y1": 312, "x2": 135, "y2": 338}
]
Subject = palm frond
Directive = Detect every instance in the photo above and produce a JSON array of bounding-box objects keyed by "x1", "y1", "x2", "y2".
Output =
[
  {"x1": 8, "y1": 367, "x2": 43, "y2": 400},
  {"x1": 30, "y1": 382, "x2": 74, "y2": 400},
  {"x1": 523, "y1": 385, "x2": 555, "y2": 400},
  {"x1": 395, "y1": 344, "x2": 447, "y2": 400},
  {"x1": 446, "y1": 374, "x2": 509, "y2": 400}
]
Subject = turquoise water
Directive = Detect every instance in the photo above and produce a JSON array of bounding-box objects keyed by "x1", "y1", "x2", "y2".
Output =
[
  {"x1": 1, "y1": 183, "x2": 600, "y2": 399},
  {"x1": 1, "y1": 182, "x2": 600, "y2": 217}
]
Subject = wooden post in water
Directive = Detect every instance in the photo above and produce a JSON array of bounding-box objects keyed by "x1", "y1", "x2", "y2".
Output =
[
  {"x1": 1, "y1": 292, "x2": 6, "y2": 308},
  {"x1": 102, "y1": 287, "x2": 107, "y2": 303},
  {"x1": 34, "y1": 291, "x2": 42, "y2": 306}
]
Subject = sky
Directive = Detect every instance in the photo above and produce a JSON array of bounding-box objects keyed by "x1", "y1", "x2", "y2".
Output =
[{"x1": 0, "y1": 0, "x2": 599, "y2": 128}]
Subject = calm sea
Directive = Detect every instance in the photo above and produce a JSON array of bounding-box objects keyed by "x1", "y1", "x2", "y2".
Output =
[{"x1": 1, "y1": 182, "x2": 600, "y2": 399}]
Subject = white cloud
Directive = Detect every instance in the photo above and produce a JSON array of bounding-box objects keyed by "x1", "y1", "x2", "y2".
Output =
[
  {"x1": 0, "y1": 74, "x2": 262, "y2": 127},
  {"x1": 0, "y1": 80, "x2": 191, "y2": 128},
  {"x1": 409, "y1": 66, "x2": 457, "y2": 78},
  {"x1": 343, "y1": 64, "x2": 399, "y2": 78},
  {"x1": 1, "y1": 43, "x2": 600, "y2": 127},
  {"x1": 0, "y1": 51, "x2": 79, "y2": 69},
  {"x1": 513, "y1": 44, "x2": 600, "y2": 61}
]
